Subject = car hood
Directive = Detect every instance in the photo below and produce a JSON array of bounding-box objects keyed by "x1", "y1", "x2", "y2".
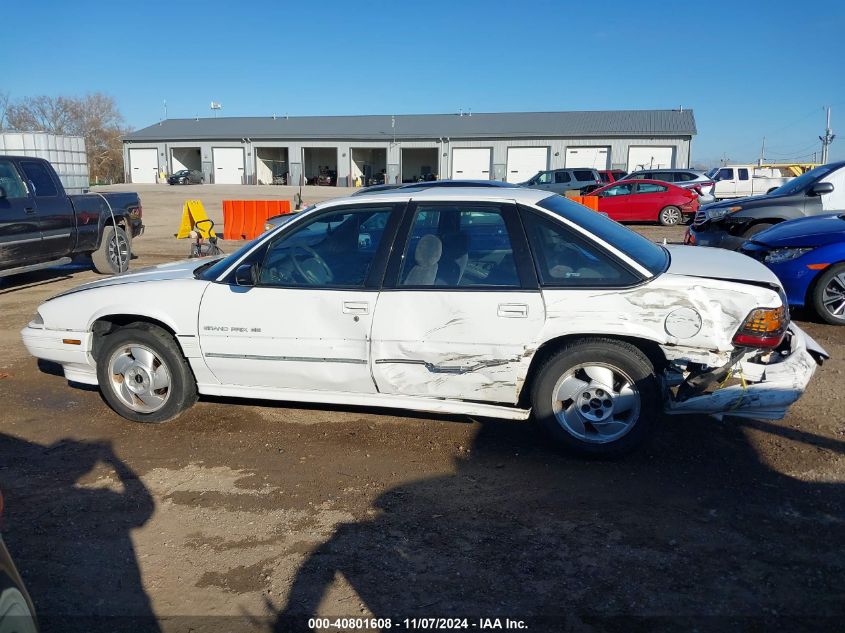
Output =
[
  {"x1": 702, "y1": 191, "x2": 791, "y2": 211},
  {"x1": 664, "y1": 244, "x2": 781, "y2": 286},
  {"x1": 750, "y1": 214, "x2": 845, "y2": 247},
  {"x1": 49, "y1": 259, "x2": 212, "y2": 300}
]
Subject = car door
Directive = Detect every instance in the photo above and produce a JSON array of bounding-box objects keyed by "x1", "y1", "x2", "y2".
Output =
[
  {"x1": 198, "y1": 203, "x2": 402, "y2": 392},
  {"x1": 714, "y1": 168, "x2": 736, "y2": 198},
  {"x1": 17, "y1": 160, "x2": 74, "y2": 260},
  {"x1": 595, "y1": 183, "x2": 635, "y2": 221},
  {"x1": 369, "y1": 201, "x2": 544, "y2": 404},
  {"x1": 632, "y1": 182, "x2": 669, "y2": 221},
  {"x1": 735, "y1": 167, "x2": 752, "y2": 196},
  {"x1": 0, "y1": 158, "x2": 41, "y2": 269},
  {"x1": 529, "y1": 171, "x2": 555, "y2": 191}
]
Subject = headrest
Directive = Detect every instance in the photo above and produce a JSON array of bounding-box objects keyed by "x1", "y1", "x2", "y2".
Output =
[{"x1": 415, "y1": 234, "x2": 442, "y2": 266}]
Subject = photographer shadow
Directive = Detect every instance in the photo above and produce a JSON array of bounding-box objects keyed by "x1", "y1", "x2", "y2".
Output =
[
  {"x1": 0, "y1": 434, "x2": 159, "y2": 633},
  {"x1": 274, "y1": 413, "x2": 845, "y2": 631}
]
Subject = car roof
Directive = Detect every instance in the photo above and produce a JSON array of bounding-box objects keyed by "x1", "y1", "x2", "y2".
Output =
[{"x1": 316, "y1": 186, "x2": 554, "y2": 207}]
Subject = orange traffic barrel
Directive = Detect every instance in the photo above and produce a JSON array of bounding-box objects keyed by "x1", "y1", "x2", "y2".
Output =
[{"x1": 222, "y1": 200, "x2": 292, "y2": 240}]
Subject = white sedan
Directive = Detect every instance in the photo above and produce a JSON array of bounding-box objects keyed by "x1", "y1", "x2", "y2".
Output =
[{"x1": 22, "y1": 187, "x2": 827, "y2": 456}]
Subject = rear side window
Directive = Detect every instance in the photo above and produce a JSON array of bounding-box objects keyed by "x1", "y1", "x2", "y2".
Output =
[
  {"x1": 636, "y1": 183, "x2": 668, "y2": 193},
  {"x1": 650, "y1": 172, "x2": 674, "y2": 182},
  {"x1": 676, "y1": 172, "x2": 697, "y2": 181},
  {"x1": 573, "y1": 170, "x2": 596, "y2": 182},
  {"x1": 19, "y1": 161, "x2": 58, "y2": 197},
  {"x1": 521, "y1": 210, "x2": 639, "y2": 287},
  {"x1": 554, "y1": 171, "x2": 571, "y2": 183},
  {"x1": 738, "y1": 168, "x2": 749, "y2": 180},
  {"x1": 0, "y1": 160, "x2": 28, "y2": 198}
]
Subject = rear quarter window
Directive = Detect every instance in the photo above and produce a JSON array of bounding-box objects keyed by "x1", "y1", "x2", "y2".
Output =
[{"x1": 573, "y1": 170, "x2": 597, "y2": 182}]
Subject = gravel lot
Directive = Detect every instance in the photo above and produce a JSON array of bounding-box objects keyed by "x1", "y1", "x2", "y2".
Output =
[{"x1": 0, "y1": 184, "x2": 843, "y2": 632}]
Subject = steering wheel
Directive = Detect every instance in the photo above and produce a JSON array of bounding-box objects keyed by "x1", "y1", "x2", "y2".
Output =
[{"x1": 291, "y1": 245, "x2": 333, "y2": 285}]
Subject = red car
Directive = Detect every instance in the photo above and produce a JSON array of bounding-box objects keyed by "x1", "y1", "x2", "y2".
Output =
[
  {"x1": 586, "y1": 179, "x2": 699, "y2": 226},
  {"x1": 598, "y1": 169, "x2": 627, "y2": 184}
]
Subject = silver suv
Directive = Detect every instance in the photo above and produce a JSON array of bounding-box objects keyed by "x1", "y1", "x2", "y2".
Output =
[{"x1": 520, "y1": 168, "x2": 601, "y2": 194}]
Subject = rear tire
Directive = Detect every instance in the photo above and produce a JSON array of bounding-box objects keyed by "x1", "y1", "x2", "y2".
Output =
[
  {"x1": 659, "y1": 206, "x2": 682, "y2": 226},
  {"x1": 530, "y1": 338, "x2": 659, "y2": 457},
  {"x1": 812, "y1": 263, "x2": 845, "y2": 325},
  {"x1": 91, "y1": 225, "x2": 130, "y2": 274},
  {"x1": 96, "y1": 324, "x2": 197, "y2": 423}
]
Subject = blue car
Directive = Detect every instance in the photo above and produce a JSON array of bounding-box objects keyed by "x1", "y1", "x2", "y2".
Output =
[{"x1": 740, "y1": 213, "x2": 845, "y2": 325}]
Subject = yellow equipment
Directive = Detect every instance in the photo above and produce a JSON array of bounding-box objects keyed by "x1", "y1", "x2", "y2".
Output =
[{"x1": 176, "y1": 200, "x2": 217, "y2": 239}]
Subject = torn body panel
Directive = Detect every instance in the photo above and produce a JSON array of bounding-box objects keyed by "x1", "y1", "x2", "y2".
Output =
[
  {"x1": 665, "y1": 324, "x2": 827, "y2": 420},
  {"x1": 370, "y1": 290, "x2": 544, "y2": 403}
]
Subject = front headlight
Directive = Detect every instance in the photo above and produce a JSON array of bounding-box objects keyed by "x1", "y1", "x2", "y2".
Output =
[
  {"x1": 29, "y1": 312, "x2": 45, "y2": 329},
  {"x1": 764, "y1": 247, "x2": 814, "y2": 264},
  {"x1": 706, "y1": 205, "x2": 742, "y2": 220}
]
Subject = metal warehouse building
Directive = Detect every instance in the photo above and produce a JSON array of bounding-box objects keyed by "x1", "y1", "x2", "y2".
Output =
[{"x1": 122, "y1": 109, "x2": 696, "y2": 186}]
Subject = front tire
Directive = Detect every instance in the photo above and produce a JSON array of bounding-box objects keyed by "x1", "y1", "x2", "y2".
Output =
[
  {"x1": 96, "y1": 324, "x2": 197, "y2": 423},
  {"x1": 91, "y1": 225, "x2": 130, "y2": 274},
  {"x1": 531, "y1": 338, "x2": 659, "y2": 457},
  {"x1": 741, "y1": 222, "x2": 774, "y2": 239},
  {"x1": 659, "y1": 205, "x2": 682, "y2": 226},
  {"x1": 812, "y1": 263, "x2": 845, "y2": 325}
]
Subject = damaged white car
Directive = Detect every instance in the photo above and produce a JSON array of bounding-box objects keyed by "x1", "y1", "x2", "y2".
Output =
[{"x1": 22, "y1": 187, "x2": 828, "y2": 455}]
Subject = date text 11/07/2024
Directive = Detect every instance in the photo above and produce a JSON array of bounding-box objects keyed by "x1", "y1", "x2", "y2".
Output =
[{"x1": 307, "y1": 617, "x2": 528, "y2": 630}]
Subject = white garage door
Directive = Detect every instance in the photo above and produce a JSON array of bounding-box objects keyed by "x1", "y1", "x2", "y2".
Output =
[
  {"x1": 627, "y1": 146, "x2": 674, "y2": 172},
  {"x1": 129, "y1": 148, "x2": 158, "y2": 184},
  {"x1": 451, "y1": 148, "x2": 491, "y2": 180},
  {"x1": 565, "y1": 147, "x2": 610, "y2": 169},
  {"x1": 506, "y1": 147, "x2": 548, "y2": 183},
  {"x1": 213, "y1": 147, "x2": 245, "y2": 184}
]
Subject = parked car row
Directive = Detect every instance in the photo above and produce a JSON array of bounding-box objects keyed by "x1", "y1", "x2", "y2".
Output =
[{"x1": 689, "y1": 161, "x2": 845, "y2": 325}]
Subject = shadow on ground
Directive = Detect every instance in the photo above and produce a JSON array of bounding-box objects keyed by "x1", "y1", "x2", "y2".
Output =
[{"x1": 274, "y1": 414, "x2": 845, "y2": 631}]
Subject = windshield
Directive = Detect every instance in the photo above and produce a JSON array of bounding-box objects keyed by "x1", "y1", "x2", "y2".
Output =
[
  {"x1": 537, "y1": 195, "x2": 669, "y2": 275},
  {"x1": 767, "y1": 164, "x2": 837, "y2": 196}
]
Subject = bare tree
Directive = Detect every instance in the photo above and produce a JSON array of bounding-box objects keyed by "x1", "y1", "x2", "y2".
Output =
[
  {"x1": 0, "y1": 91, "x2": 10, "y2": 130},
  {"x1": 5, "y1": 92, "x2": 130, "y2": 183}
]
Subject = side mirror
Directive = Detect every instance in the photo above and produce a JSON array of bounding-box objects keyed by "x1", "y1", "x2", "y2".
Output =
[
  {"x1": 809, "y1": 182, "x2": 834, "y2": 196},
  {"x1": 234, "y1": 263, "x2": 257, "y2": 286},
  {"x1": 0, "y1": 186, "x2": 6, "y2": 199}
]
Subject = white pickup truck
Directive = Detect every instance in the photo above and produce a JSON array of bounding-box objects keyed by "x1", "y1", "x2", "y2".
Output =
[{"x1": 709, "y1": 165, "x2": 793, "y2": 200}]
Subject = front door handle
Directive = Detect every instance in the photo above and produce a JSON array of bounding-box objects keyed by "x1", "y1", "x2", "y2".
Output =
[
  {"x1": 342, "y1": 301, "x2": 369, "y2": 315},
  {"x1": 498, "y1": 303, "x2": 528, "y2": 318}
]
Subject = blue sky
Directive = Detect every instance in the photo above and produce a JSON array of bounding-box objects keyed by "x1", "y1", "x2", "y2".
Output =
[{"x1": 3, "y1": 0, "x2": 844, "y2": 165}]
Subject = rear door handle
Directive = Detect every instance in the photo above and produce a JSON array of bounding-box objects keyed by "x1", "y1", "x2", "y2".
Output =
[
  {"x1": 24, "y1": 207, "x2": 36, "y2": 215},
  {"x1": 498, "y1": 303, "x2": 528, "y2": 318},
  {"x1": 342, "y1": 301, "x2": 369, "y2": 315}
]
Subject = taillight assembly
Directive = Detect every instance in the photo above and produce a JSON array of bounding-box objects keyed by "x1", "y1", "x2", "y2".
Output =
[{"x1": 733, "y1": 306, "x2": 788, "y2": 348}]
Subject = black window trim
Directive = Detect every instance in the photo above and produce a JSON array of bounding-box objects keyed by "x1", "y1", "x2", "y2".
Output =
[
  {"x1": 517, "y1": 205, "x2": 649, "y2": 290},
  {"x1": 217, "y1": 202, "x2": 407, "y2": 290},
  {"x1": 381, "y1": 200, "x2": 539, "y2": 292}
]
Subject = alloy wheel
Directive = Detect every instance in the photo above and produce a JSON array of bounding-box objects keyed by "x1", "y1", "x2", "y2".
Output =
[{"x1": 107, "y1": 345, "x2": 172, "y2": 413}]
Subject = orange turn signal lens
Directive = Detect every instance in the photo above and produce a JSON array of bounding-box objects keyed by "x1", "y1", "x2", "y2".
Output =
[
  {"x1": 807, "y1": 263, "x2": 829, "y2": 270},
  {"x1": 62, "y1": 339, "x2": 81, "y2": 345}
]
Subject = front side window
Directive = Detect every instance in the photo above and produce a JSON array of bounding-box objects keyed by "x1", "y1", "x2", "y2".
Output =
[
  {"x1": 259, "y1": 206, "x2": 393, "y2": 287},
  {"x1": 19, "y1": 161, "x2": 58, "y2": 197},
  {"x1": 600, "y1": 183, "x2": 633, "y2": 197},
  {"x1": 636, "y1": 183, "x2": 668, "y2": 194},
  {"x1": 554, "y1": 171, "x2": 571, "y2": 184},
  {"x1": 522, "y1": 210, "x2": 639, "y2": 287},
  {"x1": 0, "y1": 160, "x2": 28, "y2": 199},
  {"x1": 626, "y1": 172, "x2": 646, "y2": 180},
  {"x1": 717, "y1": 168, "x2": 734, "y2": 181},
  {"x1": 535, "y1": 171, "x2": 553, "y2": 185},
  {"x1": 399, "y1": 205, "x2": 519, "y2": 287}
]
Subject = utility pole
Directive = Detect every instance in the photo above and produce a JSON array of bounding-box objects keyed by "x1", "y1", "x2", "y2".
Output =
[
  {"x1": 820, "y1": 106, "x2": 835, "y2": 164},
  {"x1": 759, "y1": 137, "x2": 765, "y2": 166}
]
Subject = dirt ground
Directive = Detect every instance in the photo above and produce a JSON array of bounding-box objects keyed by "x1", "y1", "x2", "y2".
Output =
[{"x1": 0, "y1": 184, "x2": 843, "y2": 632}]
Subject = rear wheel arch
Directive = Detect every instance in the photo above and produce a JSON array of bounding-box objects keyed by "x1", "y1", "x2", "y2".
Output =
[{"x1": 518, "y1": 333, "x2": 667, "y2": 408}]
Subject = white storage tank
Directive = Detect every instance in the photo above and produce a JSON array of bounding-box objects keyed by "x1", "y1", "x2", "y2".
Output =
[{"x1": 0, "y1": 132, "x2": 90, "y2": 194}]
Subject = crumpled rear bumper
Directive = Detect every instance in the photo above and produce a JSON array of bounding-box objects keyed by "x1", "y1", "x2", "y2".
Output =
[{"x1": 665, "y1": 324, "x2": 828, "y2": 420}]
